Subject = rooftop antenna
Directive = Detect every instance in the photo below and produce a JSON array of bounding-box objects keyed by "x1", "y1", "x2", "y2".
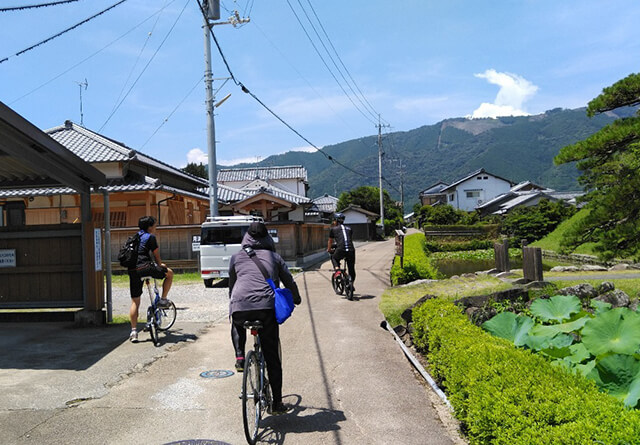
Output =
[{"x1": 74, "y1": 78, "x2": 88, "y2": 126}]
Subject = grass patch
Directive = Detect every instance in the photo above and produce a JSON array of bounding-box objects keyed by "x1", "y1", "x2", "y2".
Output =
[
  {"x1": 532, "y1": 208, "x2": 596, "y2": 255},
  {"x1": 108, "y1": 272, "x2": 205, "y2": 287},
  {"x1": 380, "y1": 275, "x2": 513, "y2": 327},
  {"x1": 390, "y1": 233, "x2": 439, "y2": 285}
]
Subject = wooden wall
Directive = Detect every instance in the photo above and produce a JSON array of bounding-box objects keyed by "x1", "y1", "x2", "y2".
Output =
[{"x1": 0, "y1": 225, "x2": 85, "y2": 308}]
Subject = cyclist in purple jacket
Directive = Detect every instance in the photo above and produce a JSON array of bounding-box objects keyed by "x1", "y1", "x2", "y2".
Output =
[{"x1": 228, "y1": 222, "x2": 301, "y2": 415}]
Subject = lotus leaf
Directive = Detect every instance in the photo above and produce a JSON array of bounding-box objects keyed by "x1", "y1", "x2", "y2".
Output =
[
  {"x1": 587, "y1": 354, "x2": 640, "y2": 408},
  {"x1": 481, "y1": 312, "x2": 534, "y2": 346},
  {"x1": 530, "y1": 294, "x2": 581, "y2": 323},
  {"x1": 566, "y1": 343, "x2": 591, "y2": 364},
  {"x1": 590, "y1": 299, "x2": 612, "y2": 314},
  {"x1": 525, "y1": 332, "x2": 574, "y2": 351},
  {"x1": 582, "y1": 308, "x2": 640, "y2": 356},
  {"x1": 529, "y1": 316, "x2": 590, "y2": 338},
  {"x1": 575, "y1": 359, "x2": 596, "y2": 377}
]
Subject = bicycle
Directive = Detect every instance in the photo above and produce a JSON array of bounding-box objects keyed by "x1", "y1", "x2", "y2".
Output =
[
  {"x1": 241, "y1": 320, "x2": 272, "y2": 445},
  {"x1": 141, "y1": 277, "x2": 177, "y2": 347},
  {"x1": 331, "y1": 259, "x2": 354, "y2": 301}
]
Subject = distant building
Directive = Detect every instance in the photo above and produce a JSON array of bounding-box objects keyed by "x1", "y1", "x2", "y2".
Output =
[
  {"x1": 306, "y1": 194, "x2": 339, "y2": 222},
  {"x1": 341, "y1": 205, "x2": 379, "y2": 240},
  {"x1": 440, "y1": 168, "x2": 514, "y2": 212},
  {"x1": 419, "y1": 181, "x2": 449, "y2": 207}
]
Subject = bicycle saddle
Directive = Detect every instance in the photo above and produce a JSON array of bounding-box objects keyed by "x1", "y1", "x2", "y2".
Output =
[{"x1": 243, "y1": 320, "x2": 263, "y2": 330}]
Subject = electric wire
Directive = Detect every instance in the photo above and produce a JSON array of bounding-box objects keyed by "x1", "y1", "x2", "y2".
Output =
[
  {"x1": 8, "y1": 1, "x2": 177, "y2": 105},
  {"x1": 107, "y1": 0, "x2": 170, "y2": 121},
  {"x1": 0, "y1": 0, "x2": 128, "y2": 64},
  {"x1": 0, "y1": 0, "x2": 79, "y2": 12},
  {"x1": 303, "y1": 0, "x2": 384, "y2": 124},
  {"x1": 140, "y1": 74, "x2": 205, "y2": 150},
  {"x1": 294, "y1": 0, "x2": 379, "y2": 123},
  {"x1": 284, "y1": 0, "x2": 377, "y2": 125},
  {"x1": 98, "y1": 0, "x2": 190, "y2": 132}
]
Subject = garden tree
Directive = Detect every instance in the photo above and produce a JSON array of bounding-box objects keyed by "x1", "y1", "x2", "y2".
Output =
[
  {"x1": 337, "y1": 185, "x2": 403, "y2": 234},
  {"x1": 417, "y1": 204, "x2": 479, "y2": 226},
  {"x1": 182, "y1": 162, "x2": 207, "y2": 179},
  {"x1": 501, "y1": 199, "x2": 576, "y2": 245},
  {"x1": 555, "y1": 73, "x2": 640, "y2": 260}
]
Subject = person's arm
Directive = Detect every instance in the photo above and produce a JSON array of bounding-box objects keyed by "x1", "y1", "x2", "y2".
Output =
[
  {"x1": 278, "y1": 259, "x2": 301, "y2": 305},
  {"x1": 228, "y1": 256, "x2": 236, "y2": 297},
  {"x1": 152, "y1": 248, "x2": 163, "y2": 266},
  {"x1": 327, "y1": 228, "x2": 335, "y2": 252}
]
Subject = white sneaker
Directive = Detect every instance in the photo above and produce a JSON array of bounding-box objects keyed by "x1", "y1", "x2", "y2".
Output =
[{"x1": 129, "y1": 330, "x2": 138, "y2": 343}]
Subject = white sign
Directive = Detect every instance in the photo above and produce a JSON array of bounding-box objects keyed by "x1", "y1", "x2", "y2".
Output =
[
  {"x1": 268, "y1": 229, "x2": 279, "y2": 243},
  {"x1": 192, "y1": 234, "x2": 201, "y2": 252},
  {"x1": 94, "y1": 228, "x2": 102, "y2": 271},
  {"x1": 0, "y1": 249, "x2": 16, "y2": 268}
]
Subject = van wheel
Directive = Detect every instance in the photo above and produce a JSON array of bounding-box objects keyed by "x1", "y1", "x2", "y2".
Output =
[{"x1": 204, "y1": 279, "x2": 214, "y2": 288}]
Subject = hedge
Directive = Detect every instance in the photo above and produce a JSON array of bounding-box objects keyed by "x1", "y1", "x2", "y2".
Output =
[
  {"x1": 412, "y1": 298, "x2": 640, "y2": 444},
  {"x1": 390, "y1": 233, "x2": 439, "y2": 285}
]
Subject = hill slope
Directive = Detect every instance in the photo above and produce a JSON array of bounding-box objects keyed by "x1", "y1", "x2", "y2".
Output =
[{"x1": 234, "y1": 107, "x2": 630, "y2": 210}]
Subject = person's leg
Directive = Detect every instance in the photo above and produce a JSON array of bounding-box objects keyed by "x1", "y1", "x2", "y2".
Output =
[
  {"x1": 347, "y1": 251, "x2": 356, "y2": 283},
  {"x1": 130, "y1": 297, "x2": 140, "y2": 330},
  {"x1": 128, "y1": 271, "x2": 143, "y2": 341},
  {"x1": 231, "y1": 312, "x2": 248, "y2": 365},
  {"x1": 161, "y1": 267, "x2": 173, "y2": 299},
  {"x1": 258, "y1": 311, "x2": 282, "y2": 407}
]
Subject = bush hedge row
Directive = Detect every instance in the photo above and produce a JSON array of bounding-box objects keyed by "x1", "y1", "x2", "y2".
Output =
[
  {"x1": 424, "y1": 239, "x2": 496, "y2": 252},
  {"x1": 412, "y1": 298, "x2": 640, "y2": 444},
  {"x1": 390, "y1": 233, "x2": 439, "y2": 285}
]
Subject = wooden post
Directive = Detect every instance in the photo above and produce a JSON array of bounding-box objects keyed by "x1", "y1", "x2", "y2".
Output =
[
  {"x1": 523, "y1": 246, "x2": 543, "y2": 282},
  {"x1": 395, "y1": 230, "x2": 405, "y2": 268},
  {"x1": 493, "y1": 239, "x2": 510, "y2": 272}
]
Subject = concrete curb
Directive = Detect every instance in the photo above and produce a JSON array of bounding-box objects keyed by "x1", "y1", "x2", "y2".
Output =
[{"x1": 382, "y1": 319, "x2": 453, "y2": 411}]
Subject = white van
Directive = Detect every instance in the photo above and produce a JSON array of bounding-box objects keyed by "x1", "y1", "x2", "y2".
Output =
[{"x1": 200, "y1": 215, "x2": 264, "y2": 287}]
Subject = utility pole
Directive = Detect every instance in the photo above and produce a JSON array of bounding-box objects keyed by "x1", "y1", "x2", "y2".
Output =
[
  {"x1": 377, "y1": 115, "x2": 390, "y2": 235},
  {"x1": 202, "y1": 1, "x2": 249, "y2": 217}
]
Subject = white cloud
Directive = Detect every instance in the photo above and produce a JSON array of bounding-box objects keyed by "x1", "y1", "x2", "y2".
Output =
[
  {"x1": 186, "y1": 148, "x2": 208, "y2": 165},
  {"x1": 218, "y1": 156, "x2": 260, "y2": 166},
  {"x1": 470, "y1": 69, "x2": 538, "y2": 118},
  {"x1": 288, "y1": 146, "x2": 317, "y2": 153}
]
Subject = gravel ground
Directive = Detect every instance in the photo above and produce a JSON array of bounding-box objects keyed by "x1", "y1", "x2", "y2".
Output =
[{"x1": 110, "y1": 281, "x2": 230, "y2": 323}]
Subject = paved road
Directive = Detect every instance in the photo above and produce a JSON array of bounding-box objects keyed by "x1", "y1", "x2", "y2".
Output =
[{"x1": 0, "y1": 239, "x2": 459, "y2": 444}]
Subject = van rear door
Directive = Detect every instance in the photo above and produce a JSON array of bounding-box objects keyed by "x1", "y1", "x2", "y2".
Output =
[{"x1": 200, "y1": 225, "x2": 249, "y2": 278}]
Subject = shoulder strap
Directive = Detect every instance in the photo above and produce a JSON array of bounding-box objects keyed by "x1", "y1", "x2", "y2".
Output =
[{"x1": 243, "y1": 247, "x2": 277, "y2": 290}]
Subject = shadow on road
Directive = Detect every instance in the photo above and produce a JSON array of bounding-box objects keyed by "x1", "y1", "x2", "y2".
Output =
[{"x1": 258, "y1": 395, "x2": 347, "y2": 444}]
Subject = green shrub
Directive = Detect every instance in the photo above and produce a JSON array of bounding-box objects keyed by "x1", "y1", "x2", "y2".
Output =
[
  {"x1": 390, "y1": 233, "x2": 439, "y2": 285},
  {"x1": 412, "y1": 298, "x2": 640, "y2": 444},
  {"x1": 424, "y1": 239, "x2": 495, "y2": 252}
]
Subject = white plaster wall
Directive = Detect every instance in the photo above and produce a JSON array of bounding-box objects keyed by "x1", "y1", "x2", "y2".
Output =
[
  {"x1": 452, "y1": 175, "x2": 512, "y2": 212},
  {"x1": 344, "y1": 210, "x2": 368, "y2": 224}
]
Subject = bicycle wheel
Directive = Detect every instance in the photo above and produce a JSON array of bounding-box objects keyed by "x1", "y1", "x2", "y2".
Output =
[
  {"x1": 332, "y1": 273, "x2": 345, "y2": 295},
  {"x1": 147, "y1": 307, "x2": 159, "y2": 346},
  {"x1": 345, "y1": 276, "x2": 354, "y2": 301},
  {"x1": 157, "y1": 300, "x2": 177, "y2": 331},
  {"x1": 242, "y1": 350, "x2": 260, "y2": 445}
]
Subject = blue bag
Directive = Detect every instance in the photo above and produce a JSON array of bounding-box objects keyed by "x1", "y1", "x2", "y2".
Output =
[
  {"x1": 244, "y1": 247, "x2": 295, "y2": 324},
  {"x1": 267, "y1": 278, "x2": 295, "y2": 324}
]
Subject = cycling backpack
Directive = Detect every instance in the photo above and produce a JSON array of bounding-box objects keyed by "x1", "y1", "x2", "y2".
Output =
[{"x1": 117, "y1": 232, "x2": 141, "y2": 268}]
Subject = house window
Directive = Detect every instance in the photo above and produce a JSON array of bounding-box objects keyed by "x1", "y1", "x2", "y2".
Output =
[
  {"x1": 477, "y1": 176, "x2": 482, "y2": 180},
  {"x1": 449, "y1": 194, "x2": 454, "y2": 202},
  {"x1": 483, "y1": 176, "x2": 488, "y2": 180},
  {"x1": 465, "y1": 191, "x2": 481, "y2": 198}
]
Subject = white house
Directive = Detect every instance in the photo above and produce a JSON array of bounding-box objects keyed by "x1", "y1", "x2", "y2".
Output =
[
  {"x1": 342, "y1": 205, "x2": 379, "y2": 240},
  {"x1": 441, "y1": 168, "x2": 514, "y2": 212}
]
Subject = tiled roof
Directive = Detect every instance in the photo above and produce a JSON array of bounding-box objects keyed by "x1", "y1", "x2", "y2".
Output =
[
  {"x1": 218, "y1": 165, "x2": 308, "y2": 182},
  {"x1": 420, "y1": 181, "x2": 449, "y2": 195},
  {"x1": 46, "y1": 121, "x2": 131, "y2": 162},
  {"x1": 216, "y1": 184, "x2": 251, "y2": 203},
  {"x1": 311, "y1": 194, "x2": 338, "y2": 212},
  {"x1": 45, "y1": 121, "x2": 207, "y2": 186},
  {"x1": 242, "y1": 184, "x2": 311, "y2": 205},
  {"x1": 441, "y1": 168, "x2": 514, "y2": 192}
]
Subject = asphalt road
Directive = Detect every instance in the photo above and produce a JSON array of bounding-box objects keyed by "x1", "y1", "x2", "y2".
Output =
[{"x1": 0, "y1": 238, "x2": 460, "y2": 445}]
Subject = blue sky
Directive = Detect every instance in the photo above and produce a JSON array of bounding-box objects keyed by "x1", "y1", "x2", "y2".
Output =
[{"x1": 2, "y1": 0, "x2": 639, "y2": 168}]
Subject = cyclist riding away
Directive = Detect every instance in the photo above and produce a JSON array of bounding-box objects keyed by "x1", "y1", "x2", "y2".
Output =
[
  {"x1": 328, "y1": 212, "x2": 356, "y2": 291},
  {"x1": 128, "y1": 216, "x2": 174, "y2": 342},
  {"x1": 228, "y1": 222, "x2": 302, "y2": 415}
]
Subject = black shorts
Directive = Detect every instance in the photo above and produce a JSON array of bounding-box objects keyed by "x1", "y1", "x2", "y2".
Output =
[{"x1": 128, "y1": 264, "x2": 168, "y2": 299}]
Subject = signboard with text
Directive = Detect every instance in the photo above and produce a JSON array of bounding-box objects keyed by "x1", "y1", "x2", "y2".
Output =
[
  {"x1": 192, "y1": 235, "x2": 201, "y2": 252},
  {"x1": 0, "y1": 249, "x2": 16, "y2": 268}
]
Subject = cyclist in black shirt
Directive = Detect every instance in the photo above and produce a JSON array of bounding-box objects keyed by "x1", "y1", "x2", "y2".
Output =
[{"x1": 327, "y1": 212, "x2": 356, "y2": 289}]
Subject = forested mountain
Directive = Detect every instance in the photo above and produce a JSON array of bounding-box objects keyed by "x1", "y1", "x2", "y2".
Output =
[{"x1": 230, "y1": 107, "x2": 634, "y2": 211}]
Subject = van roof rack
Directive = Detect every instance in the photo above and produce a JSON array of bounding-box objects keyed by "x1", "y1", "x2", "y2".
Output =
[{"x1": 203, "y1": 215, "x2": 264, "y2": 223}]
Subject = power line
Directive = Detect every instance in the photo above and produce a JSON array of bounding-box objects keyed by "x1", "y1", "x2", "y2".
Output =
[
  {"x1": 0, "y1": 0, "x2": 128, "y2": 64},
  {"x1": 284, "y1": 0, "x2": 377, "y2": 125},
  {"x1": 298, "y1": 0, "x2": 381, "y2": 122},
  {"x1": 140, "y1": 75, "x2": 205, "y2": 150},
  {"x1": 9, "y1": 0, "x2": 178, "y2": 105},
  {"x1": 98, "y1": 0, "x2": 190, "y2": 132},
  {"x1": 107, "y1": 0, "x2": 170, "y2": 121},
  {"x1": 0, "y1": 0, "x2": 79, "y2": 12}
]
